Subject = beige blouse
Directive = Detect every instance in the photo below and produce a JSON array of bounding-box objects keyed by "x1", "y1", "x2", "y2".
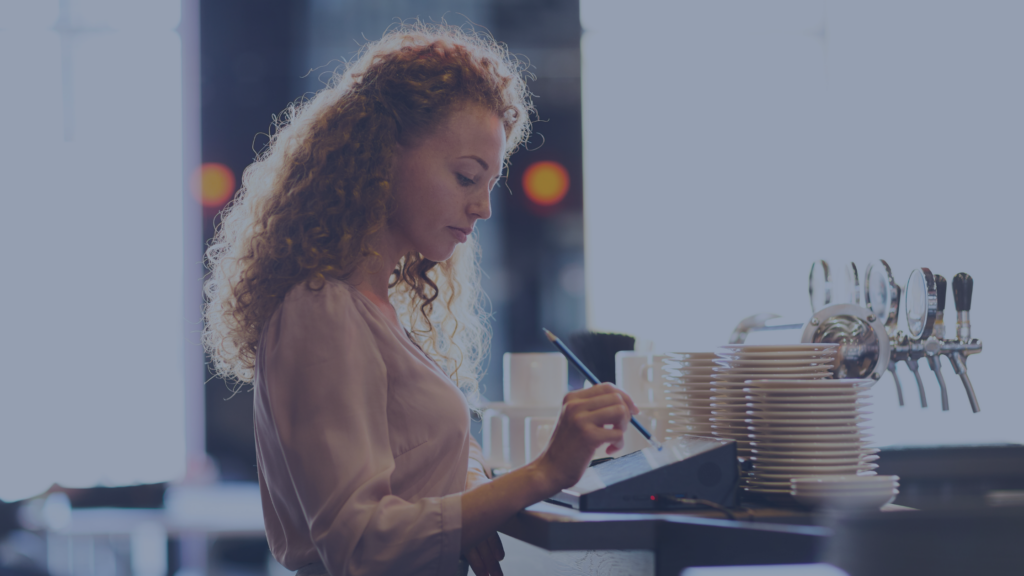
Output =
[{"x1": 254, "y1": 278, "x2": 472, "y2": 576}]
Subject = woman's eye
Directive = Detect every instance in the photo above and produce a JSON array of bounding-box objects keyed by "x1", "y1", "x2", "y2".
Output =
[{"x1": 456, "y1": 174, "x2": 475, "y2": 186}]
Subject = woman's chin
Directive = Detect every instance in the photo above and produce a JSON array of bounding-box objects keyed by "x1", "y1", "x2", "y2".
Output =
[{"x1": 420, "y1": 245, "x2": 457, "y2": 263}]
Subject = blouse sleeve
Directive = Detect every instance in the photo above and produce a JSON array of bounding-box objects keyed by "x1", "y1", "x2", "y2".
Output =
[{"x1": 260, "y1": 284, "x2": 462, "y2": 576}]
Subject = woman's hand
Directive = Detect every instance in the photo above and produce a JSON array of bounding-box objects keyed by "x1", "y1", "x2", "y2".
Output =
[
  {"x1": 457, "y1": 384, "x2": 637, "y2": 571},
  {"x1": 464, "y1": 459, "x2": 504, "y2": 575},
  {"x1": 464, "y1": 532, "x2": 505, "y2": 576},
  {"x1": 531, "y1": 383, "x2": 639, "y2": 494}
]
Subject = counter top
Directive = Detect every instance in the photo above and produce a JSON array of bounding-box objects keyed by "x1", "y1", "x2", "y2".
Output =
[{"x1": 497, "y1": 501, "x2": 917, "y2": 576}]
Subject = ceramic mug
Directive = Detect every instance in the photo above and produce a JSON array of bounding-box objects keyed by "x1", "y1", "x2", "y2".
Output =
[{"x1": 503, "y1": 352, "x2": 568, "y2": 407}]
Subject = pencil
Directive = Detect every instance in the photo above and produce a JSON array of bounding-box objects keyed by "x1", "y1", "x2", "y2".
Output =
[{"x1": 543, "y1": 328, "x2": 663, "y2": 451}]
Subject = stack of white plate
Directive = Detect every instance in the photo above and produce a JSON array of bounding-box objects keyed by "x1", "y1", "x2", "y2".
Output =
[
  {"x1": 709, "y1": 345, "x2": 839, "y2": 459},
  {"x1": 660, "y1": 353, "x2": 719, "y2": 439},
  {"x1": 791, "y1": 475, "x2": 900, "y2": 509},
  {"x1": 745, "y1": 378, "x2": 877, "y2": 495}
]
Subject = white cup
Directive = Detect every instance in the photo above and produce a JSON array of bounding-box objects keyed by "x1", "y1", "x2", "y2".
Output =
[
  {"x1": 524, "y1": 416, "x2": 557, "y2": 463},
  {"x1": 615, "y1": 352, "x2": 675, "y2": 407},
  {"x1": 486, "y1": 405, "x2": 560, "y2": 468},
  {"x1": 503, "y1": 352, "x2": 568, "y2": 407},
  {"x1": 481, "y1": 409, "x2": 510, "y2": 469}
]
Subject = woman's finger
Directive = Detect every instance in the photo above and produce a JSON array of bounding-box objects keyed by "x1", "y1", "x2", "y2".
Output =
[
  {"x1": 579, "y1": 403, "x2": 632, "y2": 430},
  {"x1": 489, "y1": 532, "x2": 505, "y2": 561},
  {"x1": 619, "y1": 388, "x2": 640, "y2": 415},
  {"x1": 572, "y1": 382, "x2": 619, "y2": 398},
  {"x1": 466, "y1": 548, "x2": 487, "y2": 576},
  {"x1": 563, "y1": 388, "x2": 634, "y2": 417},
  {"x1": 568, "y1": 384, "x2": 639, "y2": 416},
  {"x1": 480, "y1": 539, "x2": 503, "y2": 576}
]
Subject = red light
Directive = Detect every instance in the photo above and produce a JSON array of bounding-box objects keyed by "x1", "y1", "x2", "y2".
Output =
[
  {"x1": 650, "y1": 495, "x2": 656, "y2": 501},
  {"x1": 191, "y1": 163, "x2": 236, "y2": 209},
  {"x1": 522, "y1": 161, "x2": 569, "y2": 207}
]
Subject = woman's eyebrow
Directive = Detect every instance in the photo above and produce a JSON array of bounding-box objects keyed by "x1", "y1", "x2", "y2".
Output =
[{"x1": 458, "y1": 155, "x2": 489, "y2": 171}]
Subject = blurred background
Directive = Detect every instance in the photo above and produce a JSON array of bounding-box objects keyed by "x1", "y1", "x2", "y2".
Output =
[{"x1": 1, "y1": 1, "x2": 1022, "y2": 575}]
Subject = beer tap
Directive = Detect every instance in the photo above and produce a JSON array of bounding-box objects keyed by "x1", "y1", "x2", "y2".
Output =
[
  {"x1": 947, "y1": 273, "x2": 981, "y2": 413},
  {"x1": 905, "y1": 267, "x2": 943, "y2": 408},
  {"x1": 902, "y1": 337, "x2": 929, "y2": 408},
  {"x1": 786, "y1": 260, "x2": 984, "y2": 412},
  {"x1": 924, "y1": 274, "x2": 950, "y2": 411},
  {"x1": 865, "y1": 260, "x2": 904, "y2": 406}
]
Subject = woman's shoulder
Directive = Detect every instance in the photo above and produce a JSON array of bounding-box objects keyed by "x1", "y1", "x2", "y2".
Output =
[{"x1": 278, "y1": 277, "x2": 372, "y2": 327}]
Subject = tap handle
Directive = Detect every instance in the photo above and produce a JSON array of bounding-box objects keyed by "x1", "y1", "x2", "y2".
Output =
[
  {"x1": 935, "y1": 275, "x2": 947, "y2": 312},
  {"x1": 953, "y1": 273, "x2": 973, "y2": 312}
]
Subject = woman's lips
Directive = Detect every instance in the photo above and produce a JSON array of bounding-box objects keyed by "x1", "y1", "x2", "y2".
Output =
[{"x1": 448, "y1": 227, "x2": 469, "y2": 243}]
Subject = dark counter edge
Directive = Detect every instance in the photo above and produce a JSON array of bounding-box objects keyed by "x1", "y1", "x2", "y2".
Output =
[{"x1": 498, "y1": 504, "x2": 829, "y2": 552}]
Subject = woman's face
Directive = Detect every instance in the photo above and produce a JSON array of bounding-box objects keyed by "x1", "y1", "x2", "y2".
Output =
[{"x1": 389, "y1": 104, "x2": 506, "y2": 262}]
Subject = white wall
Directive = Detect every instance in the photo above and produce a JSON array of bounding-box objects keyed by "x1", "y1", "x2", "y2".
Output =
[
  {"x1": 0, "y1": 0, "x2": 187, "y2": 502},
  {"x1": 581, "y1": 1, "x2": 1024, "y2": 446}
]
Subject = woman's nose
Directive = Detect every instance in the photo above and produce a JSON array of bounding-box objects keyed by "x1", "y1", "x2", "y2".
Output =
[{"x1": 470, "y1": 189, "x2": 492, "y2": 220}]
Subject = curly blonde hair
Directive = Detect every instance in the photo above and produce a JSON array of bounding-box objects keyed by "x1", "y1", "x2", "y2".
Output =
[{"x1": 202, "y1": 22, "x2": 534, "y2": 404}]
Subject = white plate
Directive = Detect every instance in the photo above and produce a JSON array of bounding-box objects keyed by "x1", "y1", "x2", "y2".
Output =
[
  {"x1": 750, "y1": 416, "x2": 870, "y2": 425},
  {"x1": 745, "y1": 475, "x2": 790, "y2": 483},
  {"x1": 664, "y1": 390, "x2": 718, "y2": 398},
  {"x1": 665, "y1": 374, "x2": 717, "y2": 381},
  {"x1": 746, "y1": 388, "x2": 871, "y2": 397},
  {"x1": 717, "y1": 351, "x2": 838, "y2": 360},
  {"x1": 750, "y1": 413, "x2": 871, "y2": 424},
  {"x1": 792, "y1": 490, "x2": 896, "y2": 509},
  {"x1": 665, "y1": 399, "x2": 717, "y2": 407},
  {"x1": 750, "y1": 424, "x2": 871, "y2": 434},
  {"x1": 745, "y1": 487, "x2": 793, "y2": 495},
  {"x1": 755, "y1": 466, "x2": 879, "y2": 479},
  {"x1": 713, "y1": 373, "x2": 834, "y2": 382},
  {"x1": 720, "y1": 359, "x2": 838, "y2": 368},
  {"x1": 752, "y1": 448, "x2": 879, "y2": 459},
  {"x1": 759, "y1": 461, "x2": 880, "y2": 471},
  {"x1": 667, "y1": 406, "x2": 716, "y2": 414},
  {"x1": 713, "y1": 428, "x2": 753, "y2": 437},
  {"x1": 665, "y1": 352, "x2": 719, "y2": 360},
  {"x1": 794, "y1": 484, "x2": 898, "y2": 497},
  {"x1": 721, "y1": 344, "x2": 840, "y2": 353},
  {"x1": 753, "y1": 454, "x2": 880, "y2": 466},
  {"x1": 664, "y1": 368, "x2": 718, "y2": 376},
  {"x1": 792, "y1": 474, "x2": 897, "y2": 486},
  {"x1": 716, "y1": 366, "x2": 834, "y2": 375},
  {"x1": 666, "y1": 402, "x2": 715, "y2": 409},
  {"x1": 747, "y1": 393, "x2": 871, "y2": 403},
  {"x1": 749, "y1": 440, "x2": 870, "y2": 451},
  {"x1": 753, "y1": 403, "x2": 872, "y2": 412},
  {"x1": 755, "y1": 402, "x2": 871, "y2": 411},
  {"x1": 744, "y1": 379, "x2": 873, "y2": 389},
  {"x1": 750, "y1": 432, "x2": 871, "y2": 442},
  {"x1": 749, "y1": 399, "x2": 870, "y2": 408},
  {"x1": 753, "y1": 463, "x2": 878, "y2": 474},
  {"x1": 709, "y1": 416, "x2": 761, "y2": 424}
]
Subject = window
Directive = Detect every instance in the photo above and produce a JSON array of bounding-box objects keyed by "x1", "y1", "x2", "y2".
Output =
[
  {"x1": 0, "y1": 0, "x2": 186, "y2": 501},
  {"x1": 581, "y1": 1, "x2": 1024, "y2": 446}
]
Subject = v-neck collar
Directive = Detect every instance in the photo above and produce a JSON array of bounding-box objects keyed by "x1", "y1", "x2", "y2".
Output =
[{"x1": 334, "y1": 279, "x2": 451, "y2": 379}]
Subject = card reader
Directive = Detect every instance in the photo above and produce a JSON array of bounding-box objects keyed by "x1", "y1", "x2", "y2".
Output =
[{"x1": 548, "y1": 435, "x2": 738, "y2": 512}]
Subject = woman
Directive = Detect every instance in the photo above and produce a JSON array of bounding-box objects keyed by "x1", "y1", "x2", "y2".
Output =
[{"x1": 202, "y1": 24, "x2": 637, "y2": 576}]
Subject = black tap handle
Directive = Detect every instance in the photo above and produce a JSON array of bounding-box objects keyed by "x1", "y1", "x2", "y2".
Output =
[
  {"x1": 953, "y1": 273, "x2": 973, "y2": 312},
  {"x1": 935, "y1": 275, "x2": 947, "y2": 312},
  {"x1": 893, "y1": 284, "x2": 901, "y2": 317}
]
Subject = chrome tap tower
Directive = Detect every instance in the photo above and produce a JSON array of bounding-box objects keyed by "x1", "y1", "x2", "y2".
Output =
[
  {"x1": 817, "y1": 260, "x2": 982, "y2": 413},
  {"x1": 728, "y1": 260, "x2": 982, "y2": 413}
]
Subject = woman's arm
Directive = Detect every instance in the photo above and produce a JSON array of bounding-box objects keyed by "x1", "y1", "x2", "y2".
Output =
[
  {"x1": 260, "y1": 283, "x2": 465, "y2": 576},
  {"x1": 460, "y1": 383, "x2": 637, "y2": 550}
]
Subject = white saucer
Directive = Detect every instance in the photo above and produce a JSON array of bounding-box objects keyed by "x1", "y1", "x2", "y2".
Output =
[{"x1": 721, "y1": 344, "x2": 840, "y2": 353}]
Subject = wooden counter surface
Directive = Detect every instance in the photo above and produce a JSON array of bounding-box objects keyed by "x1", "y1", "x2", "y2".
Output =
[{"x1": 496, "y1": 501, "x2": 912, "y2": 576}]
